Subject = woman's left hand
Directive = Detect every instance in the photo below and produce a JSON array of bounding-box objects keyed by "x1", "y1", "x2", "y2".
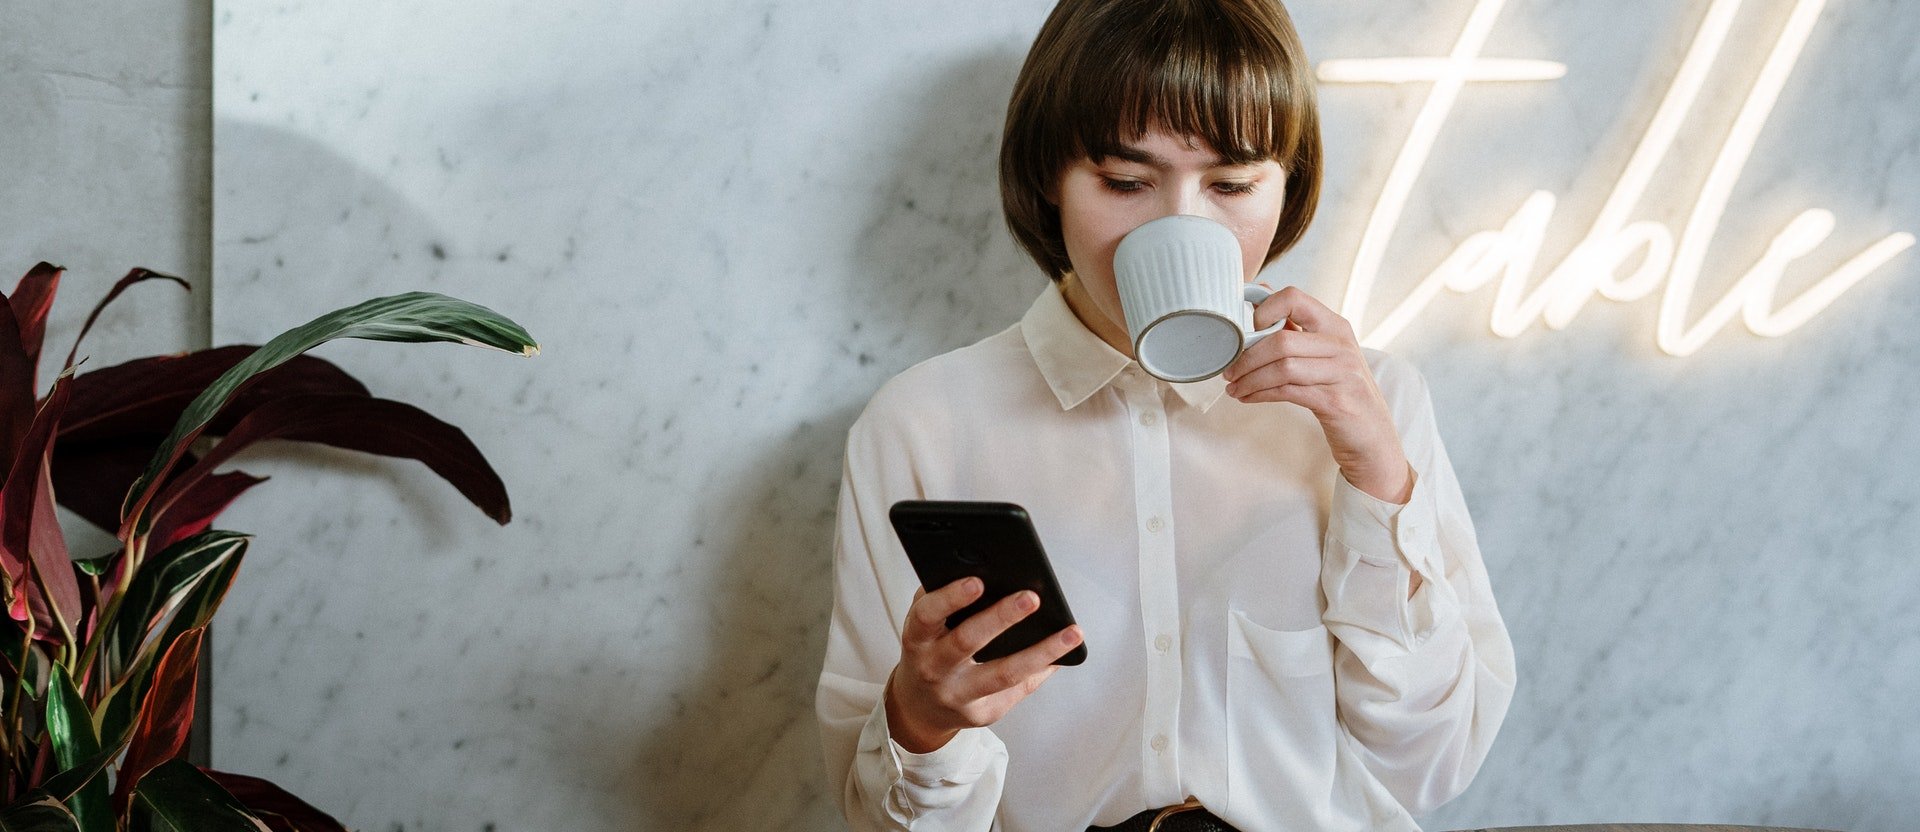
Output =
[{"x1": 1222, "y1": 285, "x2": 1414, "y2": 505}]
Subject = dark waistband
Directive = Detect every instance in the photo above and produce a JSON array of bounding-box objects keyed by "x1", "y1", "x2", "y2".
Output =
[{"x1": 1087, "y1": 803, "x2": 1242, "y2": 832}]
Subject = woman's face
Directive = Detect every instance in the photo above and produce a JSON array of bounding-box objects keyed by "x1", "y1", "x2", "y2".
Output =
[{"x1": 1055, "y1": 127, "x2": 1289, "y2": 353}]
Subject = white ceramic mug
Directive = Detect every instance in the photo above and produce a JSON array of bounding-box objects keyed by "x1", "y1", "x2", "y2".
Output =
[{"x1": 1112, "y1": 214, "x2": 1284, "y2": 383}]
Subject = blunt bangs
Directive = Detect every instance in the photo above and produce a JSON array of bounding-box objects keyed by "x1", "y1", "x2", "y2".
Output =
[
  {"x1": 1001, "y1": 0, "x2": 1323, "y2": 279},
  {"x1": 1073, "y1": 3, "x2": 1308, "y2": 168}
]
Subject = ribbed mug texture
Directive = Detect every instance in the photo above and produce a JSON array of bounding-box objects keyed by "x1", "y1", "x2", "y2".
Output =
[
  {"x1": 1114, "y1": 216, "x2": 1248, "y2": 381},
  {"x1": 1116, "y1": 239, "x2": 1243, "y2": 337}
]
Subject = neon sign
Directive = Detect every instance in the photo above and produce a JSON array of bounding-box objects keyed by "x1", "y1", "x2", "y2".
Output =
[{"x1": 1317, "y1": 0, "x2": 1915, "y2": 356}]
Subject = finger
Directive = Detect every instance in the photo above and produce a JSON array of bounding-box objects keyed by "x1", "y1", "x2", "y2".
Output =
[
  {"x1": 941, "y1": 589, "x2": 1043, "y2": 664},
  {"x1": 1223, "y1": 328, "x2": 1342, "y2": 382},
  {"x1": 903, "y1": 577, "x2": 984, "y2": 645},
  {"x1": 973, "y1": 664, "x2": 1063, "y2": 717},
  {"x1": 1226, "y1": 355, "x2": 1351, "y2": 399},
  {"x1": 1236, "y1": 382, "x2": 1335, "y2": 409},
  {"x1": 963, "y1": 624, "x2": 1084, "y2": 701},
  {"x1": 1251, "y1": 286, "x2": 1356, "y2": 341}
]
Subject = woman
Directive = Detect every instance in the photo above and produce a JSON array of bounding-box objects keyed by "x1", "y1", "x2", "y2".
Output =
[{"x1": 816, "y1": 1, "x2": 1516, "y2": 829}]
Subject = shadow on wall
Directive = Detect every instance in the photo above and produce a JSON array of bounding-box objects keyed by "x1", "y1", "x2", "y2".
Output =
[
  {"x1": 210, "y1": 118, "x2": 471, "y2": 558},
  {"x1": 208, "y1": 119, "x2": 500, "y2": 828},
  {"x1": 620, "y1": 47, "x2": 1037, "y2": 828},
  {"x1": 215, "y1": 119, "x2": 476, "y2": 306}
]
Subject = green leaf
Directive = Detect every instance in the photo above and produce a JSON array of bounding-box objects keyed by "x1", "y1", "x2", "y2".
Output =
[
  {"x1": 101, "y1": 531, "x2": 248, "y2": 681},
  {"x1": 46, "y1": 664, "x2": 99, "y2": 762},
  {"x1": 71, "y1": 555, "x2": 113, "y2": 577},
  {"x1": 0, "y1": 794, "x2": 79, "y2": 832},
  {"x1": 44, "y1": 666, "x2": 111, "y2": 832},
  {"x1": 96, "y1": 549, "x2": 241, "y2": 754},
  {"x1": 121, "y1": 292, "x2": 538, "y2": 537},
  {"x1": 131, "y1": 761, "x2": 272, "y2": 832},
  {"x1": 38, "y1": 733, "x2": 130, "y2": 804}
]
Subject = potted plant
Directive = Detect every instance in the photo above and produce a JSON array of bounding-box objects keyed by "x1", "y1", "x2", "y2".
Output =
[{"x1": 1, "y1": 262, "x2": 538, "y2": 830}]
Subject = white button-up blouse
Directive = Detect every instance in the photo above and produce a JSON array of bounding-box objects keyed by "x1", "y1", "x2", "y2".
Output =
[{"x1": 816, "y1": 282, "x2": 1516, "y2": 831}]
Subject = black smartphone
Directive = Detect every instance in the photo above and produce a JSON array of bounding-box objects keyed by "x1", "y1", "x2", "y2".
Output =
[{"x1": 888, "y1": 500, "x2": 1087, "y2": 666}]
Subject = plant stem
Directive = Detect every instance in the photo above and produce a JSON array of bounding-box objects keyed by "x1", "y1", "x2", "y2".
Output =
[
  {"x1": 6, "y1": 611, "x2": 36, "y2": 801},
  {"x1": 71, "y1": 533, "x2": 146, "y2": 695}
]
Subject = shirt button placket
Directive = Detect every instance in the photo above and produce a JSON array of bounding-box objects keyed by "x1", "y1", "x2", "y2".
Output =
[{"x1": 1127, "y1": 379, "x2": 1182, "y2": 798}]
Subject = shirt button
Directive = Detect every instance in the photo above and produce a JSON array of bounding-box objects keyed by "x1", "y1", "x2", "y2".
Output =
[
  {"x1": 1139, "y1": 411, "x2": 1158, "y2": 426},
  {"x1": 1154, "y1": 634, "x2": 1172, "y2": 653},
  {"x1": 1150, "y1": 734, "x2": 1169, "y2": 752},
  {"x1": 1146, "y1": 516, "x2": 1164, "y2": 533}
]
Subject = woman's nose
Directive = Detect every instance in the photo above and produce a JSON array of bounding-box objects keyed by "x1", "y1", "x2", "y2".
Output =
[{"x1": 1158, "y1": 185, "x2": 1212, "y2": 221}]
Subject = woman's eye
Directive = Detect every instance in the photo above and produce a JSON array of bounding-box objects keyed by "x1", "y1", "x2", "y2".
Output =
[
  {"x1": 1099, "y1": 177, "x2": 1145, "y2": 194},
  {"x1": 1213, "y1": 181, "x2": 1257, "y2": 195}
]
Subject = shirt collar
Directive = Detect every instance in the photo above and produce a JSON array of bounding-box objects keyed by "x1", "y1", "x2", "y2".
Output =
[{"x1": 1019, "y1": 281, "x2": 1229, "y2": 413}]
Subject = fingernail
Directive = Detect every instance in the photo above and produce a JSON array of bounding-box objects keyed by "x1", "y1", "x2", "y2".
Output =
[
  {"x1": 1019, "y1": 591, "x2": 1039, "y2": 611},
  {"x1": 1065, "y1": 627, "x2": 1082, "y2": 645},
  {"x1": 966, "y1": 577, "x2": 982, "y2": 593}
]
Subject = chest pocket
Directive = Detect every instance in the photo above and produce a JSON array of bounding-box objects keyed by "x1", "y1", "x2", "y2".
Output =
[{"x1": 1224, "y1": 610, "x2": 1343, "y2": 828}]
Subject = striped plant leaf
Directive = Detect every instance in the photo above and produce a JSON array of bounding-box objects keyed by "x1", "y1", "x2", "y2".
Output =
[
  {"x1": 113, "y1": 628, "x2": 206, "y2": 815},
  {"x1": 100, "y1": 530, "x2": 248, "y2": 683},
  {"x1": 43, "y1": 665, "x2": 110, "y2": 832},
  {"x1": 132, "y1": 761, "x2": 271, "y2": 832},
  {"x1": 0, "y1": 795, "x2": 79, "y2": 832},
  {"x1": 119, "y1": 292, "x2": 537, "y2": 537}
]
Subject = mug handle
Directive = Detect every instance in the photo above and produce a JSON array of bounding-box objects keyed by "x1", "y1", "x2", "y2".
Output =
[{"x1": 1242, "y1": 283, "x2": 1287, "y2": 348}]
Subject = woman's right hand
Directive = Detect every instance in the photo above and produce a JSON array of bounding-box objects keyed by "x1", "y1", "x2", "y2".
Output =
[{"x1": 884, "y1": 577, "x2": 1085, "y2": 754}]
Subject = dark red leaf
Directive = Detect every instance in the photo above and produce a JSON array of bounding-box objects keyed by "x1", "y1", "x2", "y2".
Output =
[
  {"x1": 52, "y1": 440, "x2": 253, "y2": 542},
  {"x1": 61, "y1": 346, "x2": 370, "y2": 444},
  {"x1": 28, "y1": 466, "x2": 71, "y2": 618},
  {"x1": 10, "y1": 262, "x2": 62, "y2": 389},
  {"x1": 0, "y1": 291, "x2": 33, "y2": 476},
  {"x1": 151, "y1": 393, "x2": 510, "y2": 526},
  {"x1": 53, "y1": 347, "x2": 368, "y2": 535},
  {"x1": 9, "y1": 583, "x2": 57, "y2": 643},
  {"x1": 1, "y1": 371, "x2": 81, "y2": 641},
  {"x1": 202, "y1": 768, "x2": 349, "y2": 832},
  {"x1": 112, "y1": 625, "x2": 205, "y2": 815},
  {"x1": 63, "y1": 267, "x2": 190, "y2": 370},
  {"x1": 48, "y1": 439, "x2": 153, "y2": 536},
  {"x1": 149, "y1": 470, "x2": 268, "y2": 550}
]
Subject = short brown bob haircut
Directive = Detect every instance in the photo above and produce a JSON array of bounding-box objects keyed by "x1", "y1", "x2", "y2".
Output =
[{"x1": 1000, "y1": 0, "x2": 1323, "y2": 280}]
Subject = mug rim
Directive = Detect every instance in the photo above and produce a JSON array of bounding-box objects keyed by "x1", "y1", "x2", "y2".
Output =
[{"x1": 1133, "y1": 308, "x2": 1243, "y2": 383}]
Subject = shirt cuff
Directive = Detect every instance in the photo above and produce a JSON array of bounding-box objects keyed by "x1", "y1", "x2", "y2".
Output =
[
  {"x1": 1321, "y1": 465, "x2": 1457, "y2": 652},
  {"x1": 855, "y1": 688, "x2": 1001, "y2": 822}
]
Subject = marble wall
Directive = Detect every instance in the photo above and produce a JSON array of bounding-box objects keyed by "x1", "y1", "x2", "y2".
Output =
[
  {"x1": 205, "y1": 1, "x2": 1920, "y2": 830},
  {"x1": 3, "y1": 0, "x2": 211, "y2": 391}
]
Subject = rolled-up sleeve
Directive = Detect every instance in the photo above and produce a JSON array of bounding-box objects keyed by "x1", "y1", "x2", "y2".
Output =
[
  {"x1": 816, "y1": 414, "x2": 1009, "y2": 831},
  {"x1": 1319, "y1": 357, "x2": 1518, "y2": 815}
]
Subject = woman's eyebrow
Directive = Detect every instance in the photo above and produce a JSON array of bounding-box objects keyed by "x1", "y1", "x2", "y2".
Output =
[{"x1": 1102, "y1": 144, "x2": 1245, "y2": 169}]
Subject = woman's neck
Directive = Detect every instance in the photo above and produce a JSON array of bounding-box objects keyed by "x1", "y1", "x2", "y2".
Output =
[{"x1": 1059, "y1": 272, "x2": 1136, "y2": 359}]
